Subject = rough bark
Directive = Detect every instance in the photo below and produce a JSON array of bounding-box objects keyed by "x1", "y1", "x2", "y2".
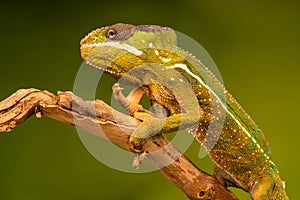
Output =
[{"x1": 0, "y1": 88, "x2": 238, "y2": 200}]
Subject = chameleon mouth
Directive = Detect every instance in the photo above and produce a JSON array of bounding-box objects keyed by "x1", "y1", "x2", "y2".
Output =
[
  {"x1": 80, "y1": 41, "x2": 143, "y2": 56},
  {"x1": 80, "y1": 41, "x2": 143, "y2": 77},
  {"x1": 80, "y1": 27, "x2": 106, "y2": 46}
]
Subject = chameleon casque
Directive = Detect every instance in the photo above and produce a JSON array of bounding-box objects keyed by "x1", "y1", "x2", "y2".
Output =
[{"x1": 80, "y1": 23, "x2": 289, "y2": 200}]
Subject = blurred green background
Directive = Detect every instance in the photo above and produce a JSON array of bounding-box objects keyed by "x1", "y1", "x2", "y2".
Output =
[{"x1": 0, "y1": 1, "x2": 299, "y2": 199}]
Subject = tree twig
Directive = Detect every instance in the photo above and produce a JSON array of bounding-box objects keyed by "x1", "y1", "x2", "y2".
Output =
[{"x1": 0, "y1": 88, "x2": 238, "y2": 200}]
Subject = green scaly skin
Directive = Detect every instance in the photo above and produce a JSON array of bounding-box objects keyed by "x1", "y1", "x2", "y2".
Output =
[{"x1": 80, "y1": 23, "x2": 289, "y2": 200}]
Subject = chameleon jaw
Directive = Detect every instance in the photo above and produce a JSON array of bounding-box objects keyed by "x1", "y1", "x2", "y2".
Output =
[
  {"x1": 80, "y1": 27, "x2": 107, "y2": 46},
  {"x1": 80, "y1": 40, "x2": 144, "y2": 77},
  {"x1": 81, "y1": 41, "x2": 143, "y2": 57},
  {"x1": 84, "y1": 60, "x2": 123, "y2": 77}
]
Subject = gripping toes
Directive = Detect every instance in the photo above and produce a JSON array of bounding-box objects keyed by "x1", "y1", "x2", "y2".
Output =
[
  {"x1": 129, "y1": 135, "x2": 145, "y2": 153},
  {"x1": 112, "y1": 83, "x2": 146, "y2": 115},
  {"x1": 112, "y1": 84, "x2": 166, "y2": 166},
  {"x1": 129, "y1": 112, "x2": 165, "y2": 152}
]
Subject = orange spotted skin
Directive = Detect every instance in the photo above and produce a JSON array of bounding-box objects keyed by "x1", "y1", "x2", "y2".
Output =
[{"x1": 80, "y1": 23, "x2": 289, "y2": 199}]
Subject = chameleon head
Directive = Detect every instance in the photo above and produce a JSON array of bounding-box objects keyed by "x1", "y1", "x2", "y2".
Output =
[
  {"x1": 80, "y1": 23, "x2": 136, "y2": 59},
  {"x1": 80, "y1": 23, "x2": 177, "y2": 78}
]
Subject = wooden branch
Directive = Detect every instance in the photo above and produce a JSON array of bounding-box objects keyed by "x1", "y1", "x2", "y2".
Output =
[{"x1": 0, "y1": 88, "x2": 238, "y2": 200}]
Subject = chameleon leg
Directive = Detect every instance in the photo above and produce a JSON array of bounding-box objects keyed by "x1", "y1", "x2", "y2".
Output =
[
  {"x1": 112, "y1": 83, "x2": 169, "y2": 118},
  {"x1": 113, "y1": 83, "x2": 202, "y2": 153},
  {"x1": 129, "y1": 111, "x2": 202, "y2": 155},
  {"x1": 113, "y1": 83, "x2": 171, "y2": 167},
  {"x1": 250, "y1": 174, "x2": 275, "y2": 200},
  {"x1": 112, "y1": 83, "x2": 147, "y2": 115},
  {"x1": 151, "y1": 101, "x2": 169, "y2": 118},
  {"x1": 112, "y1": 83, "x2": 171, "y2": 150},
  {"x1": 214, "y1": 165, "x2": 238, "y2": 188}
]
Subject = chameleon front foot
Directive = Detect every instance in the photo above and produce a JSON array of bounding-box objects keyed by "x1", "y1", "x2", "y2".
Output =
[
  {"x1": 129, "y1": 112, "x2": 164, "y2": 156},
  {"x1": 132, "y1": 152, "x2": 147, "y2": 169},
  {"x1": 129, "y1": 135, "x2": 145, "y2": 153},
  {"x1": 112, "y1": 83, "x2": 146, "y2": 115},
  {"x1": 129, "y1": 126, "x2": 149, "y2": 168},
  {"x1": 112, "y1": 83, "x2": 165, "y2": 167}
]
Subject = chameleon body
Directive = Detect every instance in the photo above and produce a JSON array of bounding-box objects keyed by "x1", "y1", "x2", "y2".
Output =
[{"x1": 80, "y1": 23, "x2": 288, "y2": 199}]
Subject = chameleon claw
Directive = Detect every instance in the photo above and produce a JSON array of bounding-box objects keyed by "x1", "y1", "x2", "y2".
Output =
[
  {"x1": 132, "y1": 152, "x2": 147, "y2": 169},
  {"x1": 112, "y1": 84, "x2": 146, "y2": 115},
  {"x1": 35, "y1": 111, "x2": 43, "y2": 119},
  {"x1": 129, "y1": 135, "x2": 145, "y2": 153},
  {"x1": 112, "y1": 83, "x2": 123, "y2": 93},
  {"x1": 129, "y1": 112, "x2": 163, "y2": 153}
]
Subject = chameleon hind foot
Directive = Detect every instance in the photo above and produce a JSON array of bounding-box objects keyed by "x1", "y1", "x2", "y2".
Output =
[{"x1": 250, "y1": 174, "x2": 288, "y2": 200}]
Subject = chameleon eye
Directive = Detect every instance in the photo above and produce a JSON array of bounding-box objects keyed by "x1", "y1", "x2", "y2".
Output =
[{"x1": 107, "y1": 29, "x2": 116, "y2": 39}]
